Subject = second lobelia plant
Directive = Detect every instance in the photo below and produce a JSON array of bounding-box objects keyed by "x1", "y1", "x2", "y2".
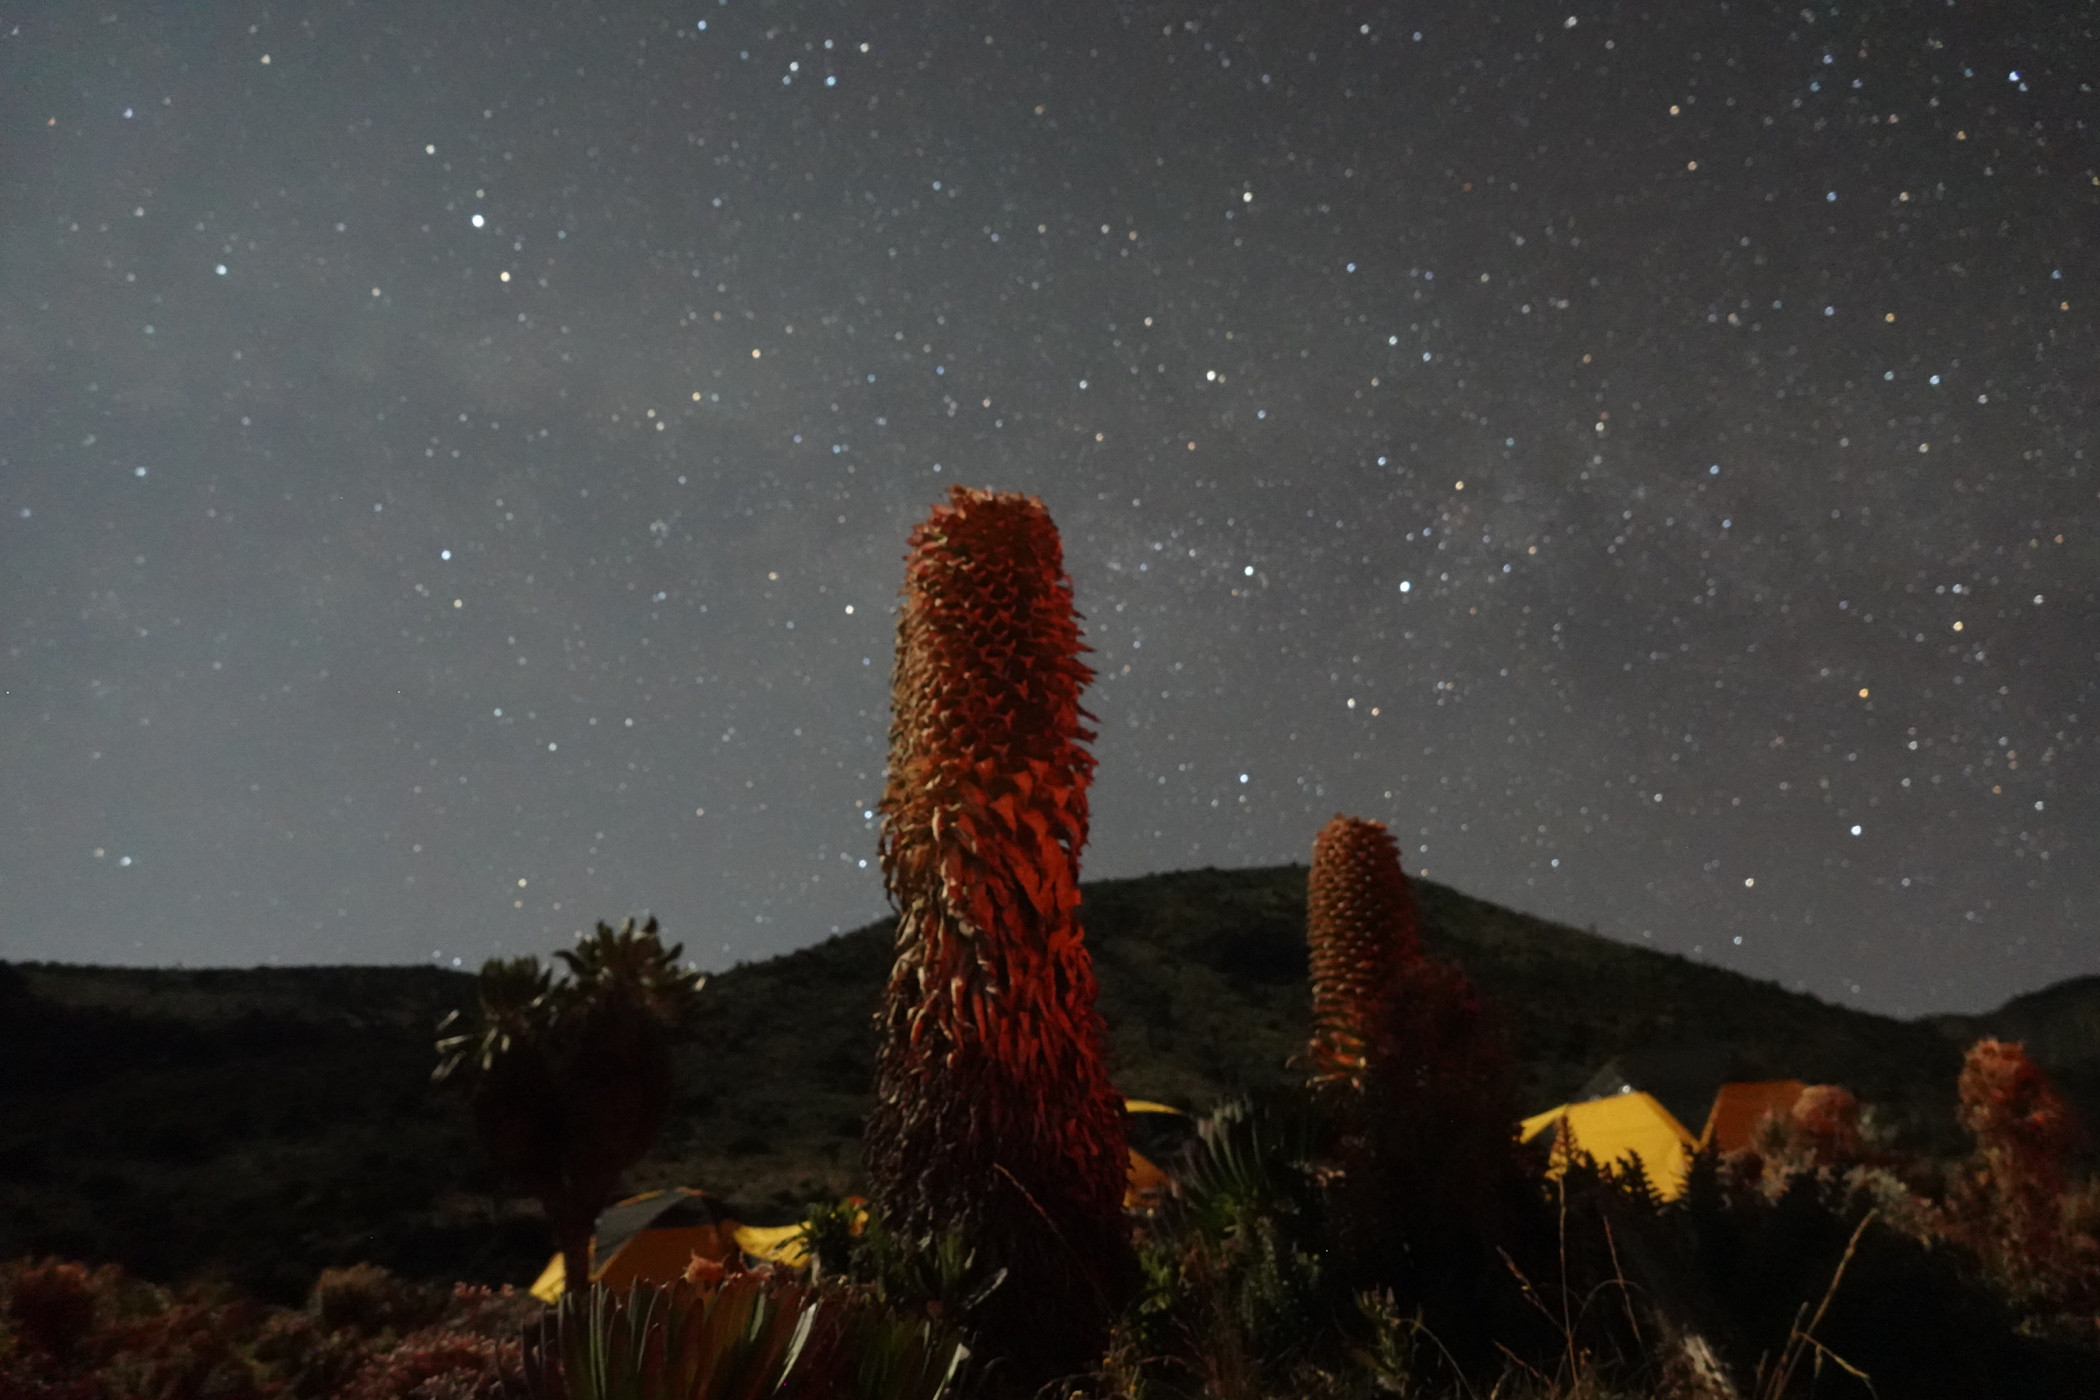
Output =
[
  {"x1": 1301, "y1": 814, "x2": 1518, "y2": 1315},
  {"x1": 1305, "y1": 814, "x2": 1424, "y2": 1091},
  {"x1": 864, "y1": 486, "x2": 1130, "y2": 1392}
]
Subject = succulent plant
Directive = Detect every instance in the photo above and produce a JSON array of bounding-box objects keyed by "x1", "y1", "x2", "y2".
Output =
[{"x1": 864, "y1": 486, "x2": 1130, "y2": 1390}]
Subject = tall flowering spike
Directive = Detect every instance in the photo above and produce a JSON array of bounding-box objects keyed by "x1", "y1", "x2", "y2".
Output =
[
  {"x1": 1306, "y1": 817, "x2": 1518, "y2": 1305},
  {"x1": 1305, "y1": 814, "x2": 1422, "y2": 1090},
  {"x1": 867, "y1": 486, "x2": 1130, "y2": 1385}
]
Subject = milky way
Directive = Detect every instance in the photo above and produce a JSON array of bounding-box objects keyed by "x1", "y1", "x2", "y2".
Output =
[{"x1": 2, "y1": 1, "x2": 2093, "y2": 1015}]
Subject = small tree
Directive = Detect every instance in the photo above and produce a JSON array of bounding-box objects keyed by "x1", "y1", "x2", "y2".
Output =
[
  {"x1": 435, "y1": 917, "x2": 703, "y2": 1294},
  {"x1": 865, "y1": 486, "x2": 1130, "y2": 1390}
]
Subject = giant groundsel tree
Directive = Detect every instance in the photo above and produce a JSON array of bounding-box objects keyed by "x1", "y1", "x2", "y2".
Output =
[{"x1": 435, "y1": 917, "x2": 703, "y2": 1296}]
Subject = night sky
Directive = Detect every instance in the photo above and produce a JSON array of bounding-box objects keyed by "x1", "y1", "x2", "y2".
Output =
[{"x1": 3, "y1": 2, "x2": 2093, "y2": 1016}]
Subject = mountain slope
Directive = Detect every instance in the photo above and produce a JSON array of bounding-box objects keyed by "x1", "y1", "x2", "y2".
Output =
[
  {"x1": 655, "y1": 865, "x2": 1998, "y2": 1210},
  {"x1": 2, "y1": 865, "x2": 2089, "y2": 1299}
]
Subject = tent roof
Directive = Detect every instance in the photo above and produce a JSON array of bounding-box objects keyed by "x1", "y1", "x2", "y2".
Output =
[
  {"x1": 593, "y1": 1188, "x2": 728, "y2": 1264},
  {"x1": 1699, "y1": 1079, "x2": 1807, "y2": 1154}
]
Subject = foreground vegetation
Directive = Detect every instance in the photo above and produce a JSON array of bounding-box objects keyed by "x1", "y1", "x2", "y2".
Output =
[
  {"x1": 6, "y1": 874, "x2": 2096, "y2": 1305},
  {"x1": 5, "y1": 1048, "x2": 2098, "y2": 1399}
]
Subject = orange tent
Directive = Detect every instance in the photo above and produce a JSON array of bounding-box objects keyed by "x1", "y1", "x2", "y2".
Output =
[
  {"x1": 1698, "y1": 1080, "x2": 1806, "y2": 1155},
  {"x1": 529, "y1": 1188, "x2": 744, "y2": 1301},
  {"x1": 530, "y1": 1101, "x2": 1197, "y2": 1300}
]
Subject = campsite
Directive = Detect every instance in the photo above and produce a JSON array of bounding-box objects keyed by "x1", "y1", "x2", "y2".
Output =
[
  {"x1": 5, "y1": 861, "x2": 2100, "y2": 1395},
  {"x1": 11, "y1": 864, "x2": 2098, "y2": 1299}
]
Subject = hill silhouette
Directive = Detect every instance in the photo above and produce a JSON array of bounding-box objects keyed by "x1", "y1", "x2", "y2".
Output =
[{"x1": 3, "y1": 864, "x2": 2093, "y2": 1302}]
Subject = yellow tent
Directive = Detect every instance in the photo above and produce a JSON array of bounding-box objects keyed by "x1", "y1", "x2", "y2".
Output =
[
  {"x1": 732, "y1": 1221, "x2": 814, "y2": 1269},
  {"x1": 1698, "y1": 1080, "x2": 1806, "y2": 1155},
  {"x1": 1520, "y1": 1091, "x2": 1698, "y2": 1200}
]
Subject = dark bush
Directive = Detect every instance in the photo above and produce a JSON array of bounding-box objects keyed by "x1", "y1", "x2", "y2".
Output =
[
  {"x1": 310, "y1": 1262, "x2": 451, "y2": 1337},
  {"x1": 5, "y1": 1259, "x2": 100, "y2": 1362}
]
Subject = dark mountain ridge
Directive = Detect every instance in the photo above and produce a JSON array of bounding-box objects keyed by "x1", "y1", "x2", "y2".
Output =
[{"x1": 3, "y1": 865, "x2": 2093, "y2": 1302}]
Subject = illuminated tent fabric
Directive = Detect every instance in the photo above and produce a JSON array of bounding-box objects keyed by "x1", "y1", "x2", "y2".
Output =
[
  {"x1": 529, "y1": 1101, "x2": 1197, "y2": 1300},
  {"x1": 1698, "y1": 1079, "x2": 1806, "y2": 1155},
  {"x1": 1519, "y1": 1091, "x2": 1698, "y2": 1201},
  {"x1": 529, "y1": 1188, "x2": 744, "y2": 1302},
  {"x1": 732, "y1": 1221, "x2": 814, "y2": 1269},
  {"x1": 1123, "y1": 1099, "x2": 1196, "y2": 1211}
]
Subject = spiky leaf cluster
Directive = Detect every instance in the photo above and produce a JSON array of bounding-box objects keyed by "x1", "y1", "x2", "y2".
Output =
[
  {"x1": 559, "y1": 916, "x2": 706, "y2": 1026},
  {"x1": 435, "y1": 956, "x2": 556, "y2": 1083},
  {"x1": 518, "y1": 1274, "x2": 967, "y2": 1400},
  {"x1": 1304, "y1": 815, "x2": 1421, "y2": 1090},
  {"x1": 866, "y1": 486, "x2": 1129, "y2": 1387}
]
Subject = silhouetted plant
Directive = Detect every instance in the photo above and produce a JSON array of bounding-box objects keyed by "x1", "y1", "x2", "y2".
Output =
[
  {"x1": 864, "y1": 486, "x2": 1130, "y2": 1392},
  {"x1": 435, "y1": 918, "x2": 705, "y2": 1295},
  {"x1": 1300, "y1": 816, "x2": 1519, "y2": 1332},
  {"x1": 1143, "y1": 1098, "x2": 1331, "y2": 1396}
]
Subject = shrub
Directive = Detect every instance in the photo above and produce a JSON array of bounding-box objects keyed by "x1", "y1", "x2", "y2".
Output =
[
  {"x1": 1788, "y1": 1085, "x2": 1865, "y2": 1171},
  {"x1": 1950, "y1": 1038, "x2": 2098, "y2": 1315},
  {"x1": 311, "y1": 1262, "x2": 450, "y2": 1338},
  {"x1": 96, "y1": 1292, "x2": 275, "y2": 1400},
  {"x1": 338, "y1": 1326, "x2": 519, "y2": 1400},
  {"x1": 6, "y1": 1259, "x2": 101, "y2": 1363},
  {"x1": 0, "y1": 1257, "x2": 553, "y2": 1400},
  {"x1": 253, "y1": 1307, "x2": 371, "y2": 1398}
]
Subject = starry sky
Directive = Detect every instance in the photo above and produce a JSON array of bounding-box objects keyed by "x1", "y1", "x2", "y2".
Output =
[{"x1": 2, "y1": 1, "x2": 2093, "y2": 1016}]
